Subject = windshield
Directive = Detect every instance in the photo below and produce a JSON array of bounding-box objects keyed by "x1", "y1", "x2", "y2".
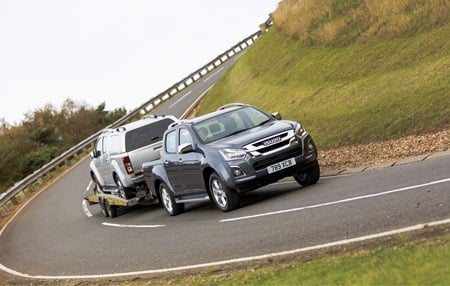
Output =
[{"x1": 193, "y1": 106, "x2": 272, "y2": 143}]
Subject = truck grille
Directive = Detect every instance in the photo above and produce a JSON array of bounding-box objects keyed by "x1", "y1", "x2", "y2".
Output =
[{"x1": 243, "y1": 131, "x2": 294, "y2": 156}]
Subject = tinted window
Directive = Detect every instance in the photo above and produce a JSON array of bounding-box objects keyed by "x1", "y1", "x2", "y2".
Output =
[{"x1": 125, "y1": 118, "x2": 174, "y2": 152}]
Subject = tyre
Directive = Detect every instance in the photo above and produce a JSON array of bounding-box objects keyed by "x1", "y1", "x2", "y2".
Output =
[
  {"x1": 99, "y1": 198, "x2": 109, "y2": 217},
  {"x1": 159, "y1": 183, "x2": 184, "y2": 216},
  {"x1": 115, "y1": 176, "x2": 129, "y2": 199},
  {"x1": 209, "y1": 172, "x2": 240, "y2": 212},
  {"x1": 294, "y1": 159, "x2": 320, "y2": 186},
  {"x1": 104, "y1": 199, "x2": 118, "y2": 218}
]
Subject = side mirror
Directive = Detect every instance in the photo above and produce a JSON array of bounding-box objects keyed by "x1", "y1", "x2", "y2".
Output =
[
  {"x1": 91, "y1": 150, "x2": 100, "y2": 158},
  {"x1": 272, "y1": 112, "x2": 282, "y2": 120},
  {"x1": 178, "y1": 143, "x2": 195, "y2": 154}
]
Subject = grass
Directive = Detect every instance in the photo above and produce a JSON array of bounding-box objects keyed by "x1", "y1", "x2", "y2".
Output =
[
  {"x1": 196, "y1": 0, "x2": 449, "y2": 150},
  {"x1": 84, "y1": 227, "x2": 448, "y2": 285},
  {"x1": 188, "y1": 235, "x2": 450, "y2": 285}
]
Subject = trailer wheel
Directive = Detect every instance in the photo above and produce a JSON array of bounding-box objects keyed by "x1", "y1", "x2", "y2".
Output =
[
  {"x1": 105, "y1": 199, "x2": 118, "y2": 218},
  {"x1": 99, "y1": 198, "x2": 109, "y2": 217}
]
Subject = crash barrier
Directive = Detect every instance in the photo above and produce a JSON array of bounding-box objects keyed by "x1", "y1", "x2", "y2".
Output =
[{"x1": 0, "y1": 17, "x2": 273, "y2": 216}]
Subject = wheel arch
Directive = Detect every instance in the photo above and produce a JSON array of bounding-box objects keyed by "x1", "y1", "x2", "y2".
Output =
[{"x1": 202, "y1": 167, "x2": 216, "y2": 194}]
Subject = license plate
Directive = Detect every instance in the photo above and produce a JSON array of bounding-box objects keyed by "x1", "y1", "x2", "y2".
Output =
[{"x1": 267, "y1": 158, "x2": 296, "y2": 174}]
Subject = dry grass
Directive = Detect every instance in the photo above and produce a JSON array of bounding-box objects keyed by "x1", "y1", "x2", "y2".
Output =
[{"x1": 272, "y1": 0, "x2": 450, "y2": 45}]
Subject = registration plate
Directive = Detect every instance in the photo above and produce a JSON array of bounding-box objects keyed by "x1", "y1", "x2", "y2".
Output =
[{"x1": 267, "y1": 158, "x2": 296, "y2": 174}]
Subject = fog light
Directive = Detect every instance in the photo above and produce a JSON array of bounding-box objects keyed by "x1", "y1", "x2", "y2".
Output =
[{"x1": 231, "y1": 167, "x2": 244, "y2": 176}]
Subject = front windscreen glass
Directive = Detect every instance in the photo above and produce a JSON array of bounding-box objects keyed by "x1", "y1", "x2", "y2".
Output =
[{"x1": 193, "y1": 107, "x2": 272, "y2": 143}]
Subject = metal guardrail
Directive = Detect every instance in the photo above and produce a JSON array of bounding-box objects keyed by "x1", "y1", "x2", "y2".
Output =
[{"x1": 0, "y1": 17, "x2": 273, "y2": 216}]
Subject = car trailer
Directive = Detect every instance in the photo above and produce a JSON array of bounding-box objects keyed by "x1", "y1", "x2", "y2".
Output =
[{"x1": 84, "y1": 187, "x2": 156, "y2": 218}]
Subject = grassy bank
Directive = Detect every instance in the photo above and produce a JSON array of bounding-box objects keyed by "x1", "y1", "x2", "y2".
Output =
[
  {"x1": 196, "y1": 0, "x2": 449, "y2": 149},
  {"x1": 170, "y1": 229, "x2": 450, "y2": 286}
]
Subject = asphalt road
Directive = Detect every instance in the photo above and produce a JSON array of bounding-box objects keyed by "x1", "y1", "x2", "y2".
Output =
[{"x1": 0, "y1": 55, "x2": 449, "y2": 279}]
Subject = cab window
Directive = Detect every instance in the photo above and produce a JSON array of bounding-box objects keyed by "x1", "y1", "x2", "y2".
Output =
[
  {"x1": 179, "y1": 128, "x2": 193, "y2": 146},
  {"x1": 165, "y1": 130, "x2": 177, "y2": 153}
]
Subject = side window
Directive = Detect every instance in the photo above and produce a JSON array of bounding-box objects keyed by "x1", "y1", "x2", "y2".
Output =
[
  {"x1": 107, "y1": 134, "x2": 121, "y2": 155},
  {"x1": 95, "y1": 137, "x2": 104, "y2": 154},
  {"x1": 179, "y1": 128, "x2": 193, "y2": 146},
  {"x1": 125, "y1": 118, "x2": 175, "y2": 152},
  {"x1": 165, "y1": 130, "x2": 177, "y2": 153}
]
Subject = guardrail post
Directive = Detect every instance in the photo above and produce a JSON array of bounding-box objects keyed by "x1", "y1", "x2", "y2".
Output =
[{"x1": 0, "y1": 204, "x2": 10, "y2": 217}]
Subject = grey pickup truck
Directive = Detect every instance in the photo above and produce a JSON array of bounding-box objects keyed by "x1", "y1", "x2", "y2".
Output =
[{"x1": 142, "y1": 103, "x2": 320, "y2": 216}]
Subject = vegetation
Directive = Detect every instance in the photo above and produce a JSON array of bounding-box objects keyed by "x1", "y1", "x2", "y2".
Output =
[
  {"x1": 0, "y1": 99, "x2": 126, "y2": 194},
  {"x1": 161, "y1": 231, "x2": 450, "y2": 285},
  {"x1": 197, "y1": 0, "x2": 449, "y2": 149}
]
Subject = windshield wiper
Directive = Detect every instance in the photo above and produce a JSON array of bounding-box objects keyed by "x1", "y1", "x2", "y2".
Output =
[
  {"x1": 227, "y1": 128, "x2": 251, "y2": 137},
  {"x1": 257, "y1": 119, "x2": 272, "y2": 126}
]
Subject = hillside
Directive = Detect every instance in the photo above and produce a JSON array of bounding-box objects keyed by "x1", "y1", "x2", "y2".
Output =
[{"x1": 196, "y1": 0, "x2": 449, "y2": 151}]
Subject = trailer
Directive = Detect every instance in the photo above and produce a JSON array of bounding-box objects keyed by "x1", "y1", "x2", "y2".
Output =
[{"x1": 84, "y1": 185, "x2": 157, "y2": 218}]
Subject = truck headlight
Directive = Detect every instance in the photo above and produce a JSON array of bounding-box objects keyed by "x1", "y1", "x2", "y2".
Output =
[
  {"x1": 220, "y1": 149, "x2": 247, "y2": 160},
  {"x1": 295, "y1": 123, "x2": 306, "y2": 136}
]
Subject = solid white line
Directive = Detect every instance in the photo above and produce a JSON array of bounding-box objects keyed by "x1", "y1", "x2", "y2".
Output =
[
  {"x1": 82, "y1": 200, "x2": 92, "y2": 218},
  {"x1": 1, "y1": 218, "x2": 449, "y2": 280},
  {"x1": 102, "y1": 222, "x2": 165, "y2": 228},
  {"x1": 169, "y1": 90, "x2": 192, "y2": 109},
  {"x1": 220, "y1": 178, "x2": 450, "y2": 223},
  {"x1": 203, "y1": 67, "x2": 224, "y2": 82},
  {"x1": 86, "y1": 180, "x2": 93, "y2": 192}
]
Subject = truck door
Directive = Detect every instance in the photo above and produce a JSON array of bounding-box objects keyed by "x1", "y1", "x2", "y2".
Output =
[
  {"x1": 176, "y1": 128, "x2": 204, "y2": 194},
  {"x1": 93, "y1": 135, "x2": 112, "y2": 186},
  {"x1": 163, "y1": 129, "x2": 183, "y2": 193}
]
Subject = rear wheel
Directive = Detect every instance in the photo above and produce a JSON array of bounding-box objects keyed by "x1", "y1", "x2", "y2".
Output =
[
  {"x1": 159, "y1": 183, "x2": 184, "y2": 216},
  {"x1": 209, "y1": 172, "x2": 240, "y2": 212},
  {"x1": 294, "y1": 159, "x2": 320, "y2": 186},
  {"x1": 115, "y1": 176, "x2": 129, "y2": 199}
]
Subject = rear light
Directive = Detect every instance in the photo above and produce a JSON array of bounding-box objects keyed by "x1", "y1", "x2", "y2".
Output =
[{"x1": 122, "y1": 156, "x2": 134, "y2": 175}]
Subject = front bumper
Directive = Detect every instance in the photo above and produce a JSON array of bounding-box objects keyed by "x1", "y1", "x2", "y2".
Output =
[{"x1": 224, "y1": 133, "x2": 318, "y2": 194}]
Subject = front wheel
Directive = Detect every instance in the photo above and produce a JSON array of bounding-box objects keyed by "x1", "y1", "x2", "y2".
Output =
[
  {"x1": 209, "y1": 172, "x2": 240, "y2": 212},
  {"x1": 294, "y1": 159, "x2": 320, "y2": 186},
  {"x1": 159, "y1": 183, "x2": 184, "y2": 216}
]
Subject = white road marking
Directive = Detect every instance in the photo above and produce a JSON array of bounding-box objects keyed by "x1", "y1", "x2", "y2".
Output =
[
  {"x1": 203, "y1": 67, "x2": 224, "y2": 82},
  {"x1": 86, "y1": 180, "x2": 93, "y2": 192},
  {"x1": 169, "y1": 90, "x2": 192, "y2": 109},
  {"x1": 221, "y1": 178, "x2": 450, "y2": 223},
  {"x1": 102, "y1": 222, "x2": 165, "y2": 228},
  {"x1": 1, "y1": 218, "x2": 449, "y2": 279},
  {"x1": 81, "y1": 200, "x2": 92, "y2": 218}
]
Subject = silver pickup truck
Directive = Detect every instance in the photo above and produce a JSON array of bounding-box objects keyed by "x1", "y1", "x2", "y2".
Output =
[{"x1": 89, "y1": 114, "x2": 177, "y2": 200}]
